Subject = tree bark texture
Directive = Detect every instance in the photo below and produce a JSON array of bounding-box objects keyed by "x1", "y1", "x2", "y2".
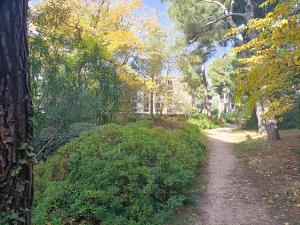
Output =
[
  {"x1": 255, "y1": 102, "x2": 266, "y2": 134},
  {"x1": 0, "y1": 0, "x2": 33, "y2": 224},
  {"x1": 266, "y1": 120, "x2": 280, "y2": 142}
]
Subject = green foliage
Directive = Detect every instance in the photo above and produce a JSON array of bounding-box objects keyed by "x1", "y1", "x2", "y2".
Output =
[
  {"x1": 278, "y1": 98, "x2": 300, "y2": 129},
  {"x1": 166, "y1": 0, "x2": 226, "y2": 47},
  {"x1": 187, "y1": 114, "x2": 218, "y2": 129},
  {"x1": 208, "y1": 54, "x2": 239, "y2": 101},
  {"x1": 30, "y1": 0, "x2": 123, "y2": 133},
  {"x1": 0, "y1": 212, "x2": 25, "y2": 225},
  {"x1": 89, "y1": 59, "x2": 122, "y2": 125},
  {"x1": 230, "y1": 0, "x2": 300, "y2": 121},
  {"x1": 222, "y1": 112, "x2": 238, "y2": 124},
  {"x1": 33, "y1": 121, "x2": 206, "y2": 225},
  {"x1": 33, "y1": 123, "x2": 97, "y2": 158},
  {"x1": 243, "y1": 115, "x2": 259, "y2": 131}
]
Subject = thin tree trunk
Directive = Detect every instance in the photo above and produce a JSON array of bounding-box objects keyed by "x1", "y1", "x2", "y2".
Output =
[
  {"x1": 223, "y1": 91, "x2": 228, "y2": 114},
  {"x1": 150, "y1": 92, "x2": 154, "y2": 118},
  {"x1": 0, "y1": 0, "x2": 33, "y2": 224},
  {"x1": 217, "y1": 94, "x2": 222, "y2": 119},
  {"x1": 228, "y1": 95, "x2": 232, "y2": 113},
  {"x1": 200, "y1": 62, "x2": 211, "y2": 118}
]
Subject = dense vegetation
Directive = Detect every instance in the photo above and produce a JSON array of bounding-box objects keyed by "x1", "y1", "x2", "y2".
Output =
[
  {"x1": 32, "y1": 120, "x2": 206, "y2": 225},
  {"x1": 1, "y1": 0, "x2": 299, "y2": 224},
  {"x1": 166, "y1": 0, "x2": 300, "y2": 141}
]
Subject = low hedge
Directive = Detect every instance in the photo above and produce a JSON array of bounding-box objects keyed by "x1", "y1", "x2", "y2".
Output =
[{"x1": 33, "y1": 120, "x2": 206, "y2": 225}]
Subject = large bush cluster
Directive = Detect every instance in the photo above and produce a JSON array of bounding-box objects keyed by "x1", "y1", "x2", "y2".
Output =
[{"x1": 33, "y1": 120, "x2": 206, "y2": 225}]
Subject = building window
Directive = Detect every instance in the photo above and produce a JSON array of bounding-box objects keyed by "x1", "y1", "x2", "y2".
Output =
[
  {"x1": 167, "y1": 108, "x2": 173, "y2": 114},
  {"x1": 167, "y1": 80, "x2": 172, "y2": 86}
]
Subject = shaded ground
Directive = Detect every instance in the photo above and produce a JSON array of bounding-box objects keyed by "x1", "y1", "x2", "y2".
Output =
[
  {"x1": 235, "y1": 129, "x2": 300, "y2": 225},
  {"x1": 170, "y1": 126, "x2": 279, "y2": 225}
]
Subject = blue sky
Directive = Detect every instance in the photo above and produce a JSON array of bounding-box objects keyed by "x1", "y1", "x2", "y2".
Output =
[
  {"x1": 142, "y1": 0, "x2": 171, "y2": 27},
  {"x1": 143, "y1": 0, "x2": 166, "y2": 12}
]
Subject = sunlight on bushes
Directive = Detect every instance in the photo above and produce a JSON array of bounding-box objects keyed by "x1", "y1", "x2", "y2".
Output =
[
  {"x1": 33, "y1": 120, "x2": 206, "y2": 225},
  {"x1": 187, "y1": 114, "x2": 218, "y2": 129}
]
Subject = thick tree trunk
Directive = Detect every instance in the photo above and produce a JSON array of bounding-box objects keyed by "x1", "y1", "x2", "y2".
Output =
[
  {"x1": 0, "y1": 1, "x2": 33, "y2": 224},
  {"x1": 266, "y1": 120, "x2": 280, "y2": 142}
]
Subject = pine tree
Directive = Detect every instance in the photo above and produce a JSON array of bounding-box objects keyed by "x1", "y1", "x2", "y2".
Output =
[{"x1": 0, "y1": 0, "x2": 34, "y2": 224}]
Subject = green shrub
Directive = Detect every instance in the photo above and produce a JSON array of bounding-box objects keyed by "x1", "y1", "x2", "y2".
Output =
[
  {"x1": 33, "y1": 123, "x2": 97, "y2": 158},
  {"x1": 243, "y1": 114, "x2": 258, "y2": 131},
  {"x1": 33, "y1": 121, "x2": 206, "y2": 225},
  {"x1": 278, "y1": 100, "x2": 300, "y2": 129},
  {"x1": 222, "y1": 112, "x2": 238, "y2": 124},
  {"x1": 187, "y1": 114, "x2": 218, "y2": 129}
]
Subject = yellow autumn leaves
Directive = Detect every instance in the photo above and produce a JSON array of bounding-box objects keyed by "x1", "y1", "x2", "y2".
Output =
[
  {"x1": 31, "y1": 0, "x2": 164, "y2": 89},
  {"x1": 228, "y1": 0, "x2": 300, "y2": 120}
]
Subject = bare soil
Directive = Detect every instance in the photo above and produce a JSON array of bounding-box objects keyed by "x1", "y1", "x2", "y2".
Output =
[
  {"x1": 171, "y1": 126, "x2": 280, "y2": 225},
  {"x1": 235, "y1": 129, "x2": 300, "y2": 225}
]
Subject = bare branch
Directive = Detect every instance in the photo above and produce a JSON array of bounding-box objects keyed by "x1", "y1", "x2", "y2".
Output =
[
  {"x1": 199, "y1": 13, "x2": 246, "y2": 30},
  {"x1": 36, "y1": 120, "x2": 64, "y2": 158},
  {"x1": 187, "y1": 10, "x2": 245, "y2": 46},
  {"x1": 197, "y1": 0, "x2": 241, "y2": 28},
  {"x1": 201, "y1": 0, "x2": 227, "y2": 11}
]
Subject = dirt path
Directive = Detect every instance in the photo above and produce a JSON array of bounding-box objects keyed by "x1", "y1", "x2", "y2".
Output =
[{"x1": 190, "y1": 126, "x2": 278, "y2": 225}]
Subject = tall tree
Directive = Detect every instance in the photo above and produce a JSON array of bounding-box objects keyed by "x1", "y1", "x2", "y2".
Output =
[
  {"x1": 208, "y1": 54, "x2": 237, "y2": 117},
  {"x1": 165, "y1": 0, "x2": 228, "y2": 117},
  {"x1": 165, "y1": 0, "x2": 275, "y2": 134},
  {"x1": 229, "y1": 0, "x2": 300, "y2": 141},
  {"x1": 132, "y1": 24, "x2": 167, "y2": 117},
  {"x1": 0, "y1": 0, "x2": 34, "y2": 224}
]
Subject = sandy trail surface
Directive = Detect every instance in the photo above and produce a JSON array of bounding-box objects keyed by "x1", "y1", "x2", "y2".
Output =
[{"x1": 192, "y1": 126, "x2": 278, "y2": 225}]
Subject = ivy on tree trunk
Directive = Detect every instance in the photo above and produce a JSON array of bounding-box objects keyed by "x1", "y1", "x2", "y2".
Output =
[{"x1": 0, "y1": 0, "x2": 33, "y2": 224}]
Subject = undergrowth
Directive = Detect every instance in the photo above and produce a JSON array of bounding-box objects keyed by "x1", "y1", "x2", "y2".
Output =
[{"x1": 33, "y1": 120, "x2": 206, "y2": 225}]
